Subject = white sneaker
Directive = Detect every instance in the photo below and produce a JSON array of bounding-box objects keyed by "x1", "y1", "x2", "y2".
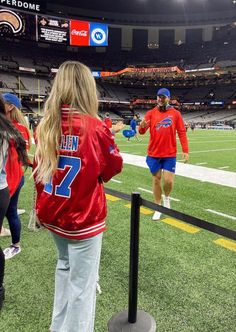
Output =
[
  {"x1": 0, "y1": 227, "x2": 11, "y2": 237},
  {"x1": 163, "y1": 196, "x2": 170, "y2": 209},
  {"x1": 152, "y1": 211, "x2": 161, "y2": 221},
  {"x1": 17, "y1": 209, "x2": 25, "y2": 215},
  {"x1": 4, "y1": 245, "x2": 21, "y2": 260}
]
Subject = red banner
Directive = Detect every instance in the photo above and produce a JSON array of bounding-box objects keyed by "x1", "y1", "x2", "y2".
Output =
[
  {"x1": 100, "y1": 66, "x2": 183, "y2": 77},
  {"x1": 132, "y1": 99, "x2": 180, "y2": 106}
]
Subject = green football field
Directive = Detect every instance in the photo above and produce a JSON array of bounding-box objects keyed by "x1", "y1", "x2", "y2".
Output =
[{"x1": 0, "y1": 129, "x2": 235, "y2": 332}]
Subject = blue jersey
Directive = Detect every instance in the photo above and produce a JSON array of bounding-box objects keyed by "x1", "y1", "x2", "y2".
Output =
[{"x1": 130, "y1": 119, "x2": 137, "y2": 132}]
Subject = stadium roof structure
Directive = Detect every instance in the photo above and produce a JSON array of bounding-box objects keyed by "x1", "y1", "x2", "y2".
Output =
[{"x1": 47, "y1": 0, "x2": 236, "y2": 25}]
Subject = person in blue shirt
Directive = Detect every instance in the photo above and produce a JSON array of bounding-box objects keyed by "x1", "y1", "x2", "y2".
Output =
[{"x1": 127, "y1": 114, "x2": 142, "y2": 142}]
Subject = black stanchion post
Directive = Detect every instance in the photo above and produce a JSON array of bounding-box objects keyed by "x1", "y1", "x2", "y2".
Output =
[
  {"x1": 128, "y1": 192, "x2": 140, "y2": 323},
  {"x1": 108, "y1": 192, "x2": 156, "y2": 332}
]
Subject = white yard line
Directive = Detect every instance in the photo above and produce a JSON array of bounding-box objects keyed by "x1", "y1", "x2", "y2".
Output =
[
  {"x1": 162, "y1": 195, "x2": 180, "y2": 202},
  {"x1": 196, "y1": 162, "x2": 208, "y2": 165},
  {"x1": 138, "y1": 187, "x2": 152, "y2": 194},
  {"x1": 111, "y1": 179, "x2": 122, "y2": 183},
  {"x1": 218, "y1": 166, "x2": 229, "y2": 169},
  {"x1": 137, "y1": 187, "x2": 180, "y2": 201},
  {"x1": 177, "y1": 148, "x2": 236, "y2": 154},
  {"x1": 121, "y1": 153, "x2": 236, "y2": 188},
  {"x1": 186, "y1": 135, "x2": 236, "y2": 138},
  {"x1": 206, "y1": 209, "x2": 236, "y2": 220},
  {"x1": 185, "y1": 140, "x2": 236, "y2": 144},
  {"x1": 118, "y1": 143, "x2": 147, "y2": 147}
]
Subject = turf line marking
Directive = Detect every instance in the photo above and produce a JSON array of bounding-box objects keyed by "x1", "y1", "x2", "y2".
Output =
[
  {"x1": 196, "y1": 162, "x2": 208, "y2": 165},
  {"x1": 28, "y1": 153, "x2": 34, "y2": 157},
  {"x1": 124, "y1": 203, "x2": 153, "y2": 215},
  {"x1": 218, "y1": 166, "x2": 229, "y2": 169},
  {"x1": 121, "y1": 153, "x2": 236, "y2": 188},
  {"x1": 118, "y1": 143, "x2": 147, "y2": 147},
  {"x1": 138, "y1": 187, "x2": 152, "y2": 194},
  {"x1": 177, "y1": 148, "x2": 236, "y2": 154},
  {"x1": 137, "y1": 188, "x2": 180, "y2": 201},
  {"x1": 111, "y1": 179, "x2": 122, "y2": 183},
  {"x1": 178, "y1": 159, "x2": 185, "y2": 162},
  {"x1": 105, "y1": 194, "x2": 121, "y2": 202},
  {"x1": 213, "y1": 239, "x2": 236, "y2": 252},
  {"x1": 162, "y1": 218, "x2": 200, "y2": 234},
  {"x1": 206, "y1": 209, "x2": 236, "y2": 220},
  {"x1": 186, "y1": 140, "x2": 236, "y2": 144},
  {"x1": 164, "y1": 195, "x2": 180, "y2": 202}
]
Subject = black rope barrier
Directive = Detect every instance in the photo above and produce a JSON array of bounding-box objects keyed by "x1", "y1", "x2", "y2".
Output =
[
  {"x1": 107, "y1": 187, "x2": 235, "y2": 331},
  {"x1": 105, "y1": 187, "x2": 236, "y2": 241}
]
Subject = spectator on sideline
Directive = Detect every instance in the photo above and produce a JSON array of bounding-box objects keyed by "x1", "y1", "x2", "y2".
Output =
[
  {"x1": 128, "y1": 114, "x2": 142, "y2": 142},
  {"x1": 33, "y1": 61, "x2": 123, "y2": 332},
  {"x1": 139, "y1": 88, "x2": 189, "y2": 220},
  {"x1": 0, "y1": 95, "x2": 28, "y2": 309},
  {"x1": 103, "y1": 112, "x2": 112, "y2": 129},
  {"x1": 190, "y1": 122, "x2": 195, "y2": 132},
  {"x1": 2, "y1": 93, "x2": 31, "y2": 259}
]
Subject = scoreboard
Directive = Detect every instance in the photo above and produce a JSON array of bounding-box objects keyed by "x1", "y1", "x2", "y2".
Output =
[{"x1": 0, "y1": 7, "x2": 108, "y2": 46}]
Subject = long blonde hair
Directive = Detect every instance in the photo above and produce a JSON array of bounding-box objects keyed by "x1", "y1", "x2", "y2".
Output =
[
  {"x1": 34, "y1": 61, "x2": 99, "y2": 184},
  {"x1": 10, "y1": 105, "x2": 29, "y2": 128}
]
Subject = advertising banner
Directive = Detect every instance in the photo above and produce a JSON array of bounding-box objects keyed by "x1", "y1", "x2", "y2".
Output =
[
  {"x1": 69, "y1": 20, "x2": 108, "y2": 46},
  {"x1": 36, "y1": 15, "x2": 69, "y2": 44},
  {"x1": 70, "y1": 20, "x2": 89, "y2": 46},
  {"x1": 0, "y1": 7, "x2": 108, "y2": 46},
  {"x1": 89, "y1": 22, "x2": 108, "y2": 46}
]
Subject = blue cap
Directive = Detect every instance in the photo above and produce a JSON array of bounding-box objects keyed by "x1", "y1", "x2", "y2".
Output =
[
  {"x1": 157, "y1": 88, "x2": 170, "y2": 98},
  {"x1": 3, "y1": 93, "x2": 22, "y2": 108}
]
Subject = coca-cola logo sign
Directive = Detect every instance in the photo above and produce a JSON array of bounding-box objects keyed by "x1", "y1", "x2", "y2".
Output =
[
  {"x1": 71, "y1": 29, "x2": 87, "y2": 37},
  {"x1": 70, "y1": 20, "x2": 89, "y2": 45}
]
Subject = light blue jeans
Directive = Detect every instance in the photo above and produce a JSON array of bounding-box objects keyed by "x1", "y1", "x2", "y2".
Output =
[{"x1": 50, "y1": 232, "x2": 103, "y2": 332}]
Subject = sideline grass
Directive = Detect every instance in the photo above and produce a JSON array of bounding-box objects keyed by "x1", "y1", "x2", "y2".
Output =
[
  {"x1": 0, "y1": 190, "x2": 235, "y2": 332},
  {"x1": 0, "y1": 129, "x2": 235, "y2": 331}
]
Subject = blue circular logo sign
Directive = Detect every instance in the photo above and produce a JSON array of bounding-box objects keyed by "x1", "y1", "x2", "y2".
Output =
[{"x1": 91, "y1": 28, "x2": 106, "y2": 44}]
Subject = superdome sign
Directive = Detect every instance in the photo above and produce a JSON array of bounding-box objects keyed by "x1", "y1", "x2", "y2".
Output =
[{"x1": 0, "y1": 0, "x2": 44, "y2": 12}]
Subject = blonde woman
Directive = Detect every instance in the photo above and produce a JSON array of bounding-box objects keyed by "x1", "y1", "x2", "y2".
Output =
[
  {"x1": 33, "y1": 61, "x2": 123, "y2": 332},
  {"x1": 2, "y1": 93, "x2": 31, "y2": 259}
]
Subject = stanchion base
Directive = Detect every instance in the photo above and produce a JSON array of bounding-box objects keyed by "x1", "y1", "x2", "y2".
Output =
[{"x1": 108, "y1": 309, "x2": 156, "y2": 332}]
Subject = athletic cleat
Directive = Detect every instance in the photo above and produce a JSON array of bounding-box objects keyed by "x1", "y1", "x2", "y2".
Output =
[
  {"x1": 17, "y1": 209, "x2": 26, "y2": 215},
  {"x1": 152, "y1": 211, "x2": 161, "y2": 221},
  {"x1": 163, "y1": 196, "x2": 171, "y2": 209},
  {"x1": 3, "y1": 245, "x2": 21, "y2": 260}
]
